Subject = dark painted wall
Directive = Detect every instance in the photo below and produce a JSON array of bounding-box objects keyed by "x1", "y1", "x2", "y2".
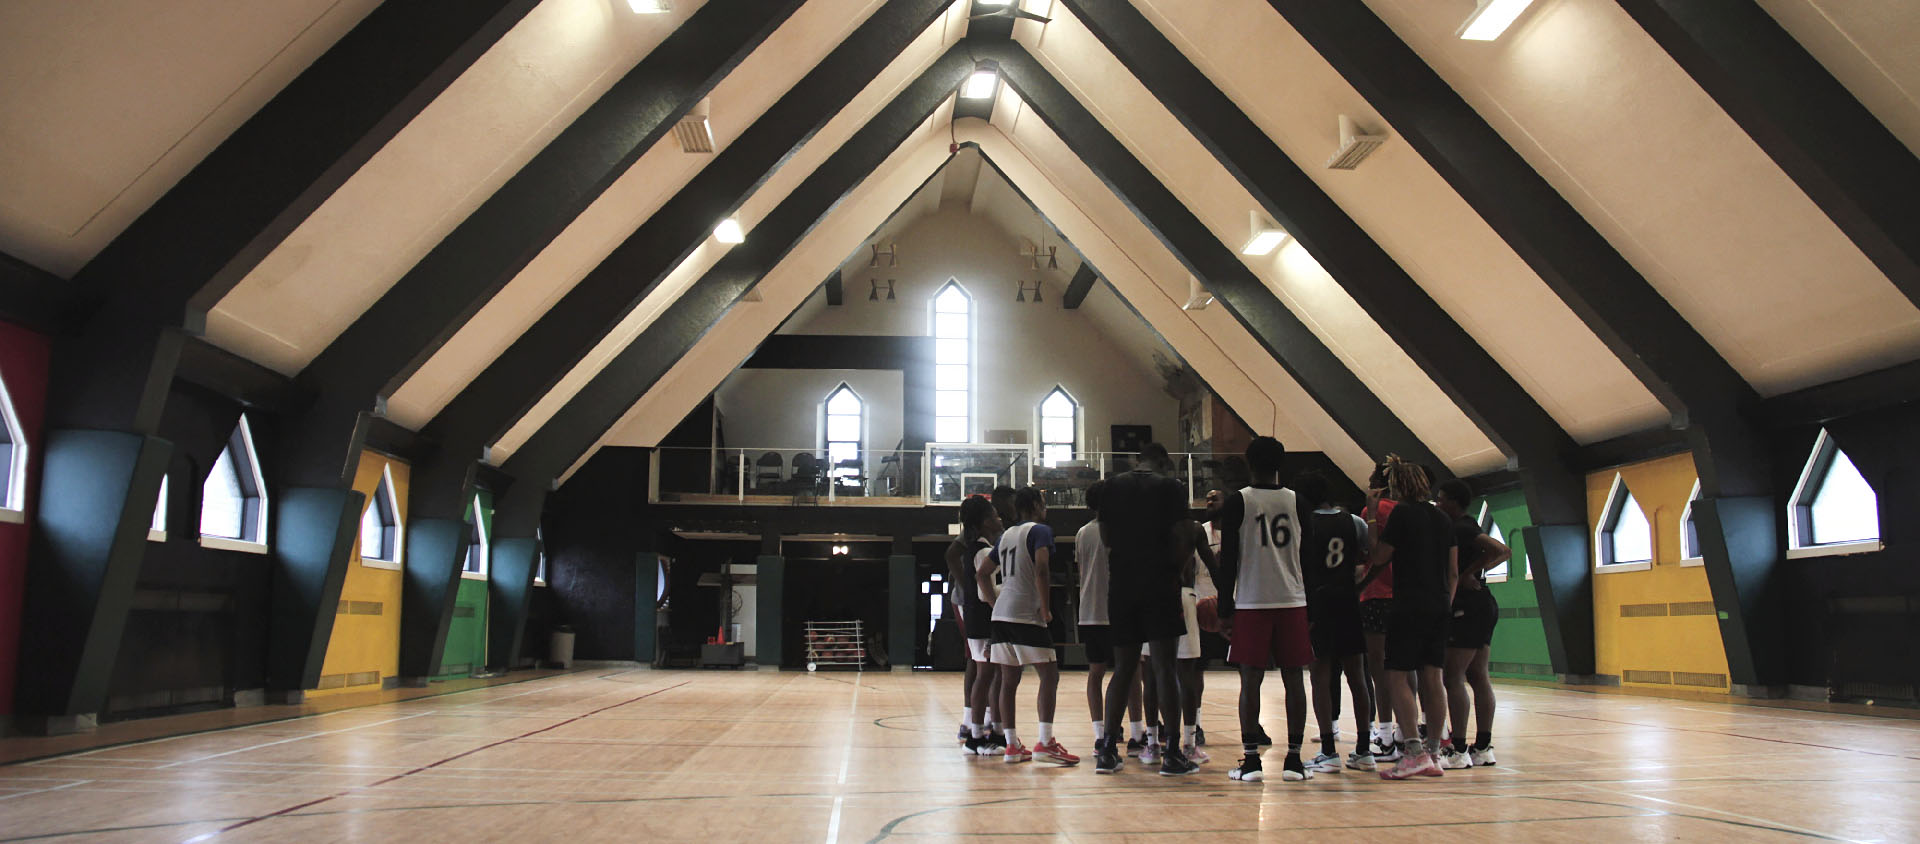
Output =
[
  {"x1": 104, "y1": 383, "x2": 271, "y2": 719},
  {"x1": 0, "y1": 320, "x2": 48, "y2": 717},
  {"x1": 545, "y1": 447, "x2": 655, "y2": 660}
]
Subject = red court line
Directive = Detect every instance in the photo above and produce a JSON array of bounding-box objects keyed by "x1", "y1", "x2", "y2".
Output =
[{"x1": 187, "y1": 681, "x2": 691, "y2": 842}]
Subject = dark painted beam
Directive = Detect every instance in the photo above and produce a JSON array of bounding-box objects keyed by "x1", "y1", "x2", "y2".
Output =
[
  {"x1": 1060, "y1": 262, "x2": 1097, "y2": 309},
  {"x1": 174, "y1": 337, "x2": 308, "y2": 414},
  {"x1": 424, "y1": 0, "x2": 953, "y2": 452},
  {"x1": 305, "y1": 1, "x2": 804, "y2": 417},
  {"x1": 825, "y1": 269, "x2": 844, "y2": 306},
  {"x1": 1267, "y1": 0, "x2": 1776, "y2": 683},
  {"x1": 972, "y1": 42, "x2": 1448, "y2": 477},
  {"x1": 1615, "y1": 0, "x2": 1920, "y2": 309},
  {"x1": 485, "y1": 481, "x2": 547, "y2": 672},
  {"x1": 0, "y1": 251, "x2": 75, "y2": 333},
  {"x1": 1762, "y1": 357, "x2": 1920, "y2": 427},
  {"x1": 502, "y1": 47, "x2": 977, "y2": 482}
]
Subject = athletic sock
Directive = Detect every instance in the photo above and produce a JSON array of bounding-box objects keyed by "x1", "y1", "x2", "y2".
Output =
[
  {"x1": 1004, "y1": 728, "x2": 1021, "y2": 749},
  {"x1": 1474, "y1": 731, "x2": 1492, "y2": 751},
  {"x1": 1093, "y1": 720, "x2": 1106, "y2": 741},
  {"x1": 962, "y1": 707, "x2": 973, "y2": 727},
  {"x1": 1130, "y1": 720, "x2": 1145, "y2": 742},
  {"x1": 1450, "y1": 732, "x2": 1465, "y2": 752},
  {"x1": 983, "y1": 707, "x2": 994, "y2": 725},
  {"x1": 1146, "y1": 725, "x2": 1159, "y2": 747},
  {"x1": 1182, "y1": 724, "x2": 1196, "y2": 748},
  {"x1": 1038, "y1": 722, "x2": 1054, "y2": 745},
  {"x1": 1287, "y1": 739, "x2": 1303, "y2": 759},
  {"x1": 971, "y1": 722, "x2": 986, "y2": 739},
  {"x1": 1243, "y1": 742, "x2": 1258, "y2": 759}
]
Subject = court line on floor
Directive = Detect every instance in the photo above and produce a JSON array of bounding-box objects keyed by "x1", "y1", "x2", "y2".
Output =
[
  {"x1": 825, "y1": 676, "x2": 866, "y2": 844},
  {"x1": 155, "y1": 712, "x2": 435, "y2": 769},
  {"x1": 0, "y1": 780, "x2": 91, "y2": 803},
  {"x1": 1530, "y1": 708, "x2": 1920, "y2": 761},
  {"x1": 179, "y1": 680, "x2": 692, "y2": 843}
]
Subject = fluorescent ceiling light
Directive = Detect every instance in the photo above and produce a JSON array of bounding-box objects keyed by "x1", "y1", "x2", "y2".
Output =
[
  {"x1": 714, "y1": 218, "x2": 744, "y2": 243},
  {"x1": 974, "y1": 0, "x2": 1010, "y2": 6},
  {"x1": 1241, "y1": 211, "x2": 1288, "y2": 256},
  {"x1": 1458, "y1": 0, "x2": 1533, "y2": 41},
  {"x1": 627, "y1": 0, "x2": 673, "y2": 12},
  {"x1": 962, "y1": 70, "x2": 998, "y2": 100}
]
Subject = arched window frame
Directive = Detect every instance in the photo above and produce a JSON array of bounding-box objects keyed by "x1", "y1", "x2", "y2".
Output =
[
  {"x1": 462, "y1": 494, "x2": 490, "y2": 580},
  {"x1": 0, "y1": 370, "x2": 26, "y2": 521},
  {"x1": 822, "y1": 382, "x2": 865, "y2": 483},
  {"x1": 359, "y1": 464, "x2": 403, "y2": 570},
  {"x1": 1593, "y1": 474, "x2": 1653, "y2": 573},
  {"x1": 1036, "y1": 386, "x2": 1079, "y2": 468},
  {"x1": 930, "y1": 280, "x2": 973, "y2": 444},
  {"x1": 1476, "y1": 500, "x2": 1509, "y2": 582},
  {"x1": 148, "y1": 474, "x2": 170, "y2": 543},
  {"x1": 1678, "y1": 479, "x2": 1704, "y2": 567},
  {"x1": 200, "y1": 414, "x2": 269, "y2": 554},
  {"x1": 1787, "y1": 429, "x2": 1884, "y2": 559}
]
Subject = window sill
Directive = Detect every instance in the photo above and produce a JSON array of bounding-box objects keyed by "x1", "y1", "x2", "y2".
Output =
[
  {"x1": 1679, "y1": 556, "x2": 1704, "y2": 567},
  {"x1": 534, "y1": 578, "x2": 548, "y2": 587},
  {"x1": 1787, "y1": 540, "x2": 1884, "y2": 560},
  {"x1": 1594, "y1": 560, "x2": 1651, "y2": 574},
  {"x1": 201, "y1": 536, "x2": 269, "y2": 555},
  {"x1": 1484, "y1": 573, "x2": 1509, "y2": 584},
  {"x1": 0, "y1": 507, "x2": 23, "y2": 525},
  {"x1": 460, "y1": 571, "x2": 488, "y2": 581},
  {"x1": 361, "y1": 558, "x2": 402, "y2": 571},
  {"x1": 147, "y1": 529, "x2": 167, "y2": 543}
]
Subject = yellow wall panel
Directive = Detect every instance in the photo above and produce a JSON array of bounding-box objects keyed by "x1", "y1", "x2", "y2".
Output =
[
  {"x1": 1588, "y1": 453, "x2": 1732, "y2": 693},
  {"x1": 310, "y1": 451, "x2": 410, "y2": 698}
]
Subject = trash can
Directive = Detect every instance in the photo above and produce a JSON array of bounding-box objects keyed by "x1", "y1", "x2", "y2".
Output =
[{"x1": 549, "y1": 626, "x2": 576, "y2": 669}]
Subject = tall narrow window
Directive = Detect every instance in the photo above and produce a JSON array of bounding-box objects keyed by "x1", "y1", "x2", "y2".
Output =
[
  {"x1": 201, "y1": 415, "x2": 268, "y2": 552},
  {"x1": 535, "y1": 526, "x2": 549, "y2": 585},
  {"x1": 464, "y1": 495, "x2": 489, "y2": 578},
  {"x1": 149, "y1": 475, "x2": 169, "y2": 542},
  {"x1": 932, "y1": 282, "x2": 971, "y2": 443},
  {"x1": 1595, "y1": 474, "x2": 1652, "y2": 569},
  {"x1": 0, "y1": 370, "x2": 25, "y2": 519},
  {"x1": 1679, "y1": 480, "x2": 1704, "y2": 565},
  {"x1": 1476, "y1": 501, "x2": 1508, "y2": 580},
  {"x1": 359, "y1": 465, "x2": 402, "y2": 567},
  {"x1": 824, "y1": 384, "x2": 864, "y2": 483},
  {"x1": 1789, "y1": 429, "x2": 1881, "y2": 556},
  {"x1": 1038, "y1": 387, "x2": 1078, "y2": 467}
]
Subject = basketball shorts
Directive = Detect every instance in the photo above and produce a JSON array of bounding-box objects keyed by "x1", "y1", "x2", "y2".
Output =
[
  {"x1": 990, "y1": 621, "x2": 1056, "y2": 666},
  {"x1": 1227, "y1": 607, "x2": 1312, "y2": 669},
  {"x1": 967, "y1": 638, "x2": 991, "y2": 663},
  {"x1": 1080, "y1": 624, "x2": 1114, "y2": 663},
  {"x1": 1176, "y1": 588, "x2": 1203, "y2": 659},
  {"x1": 1360, "y1": 598, "x2": 1394, "y2": 635},
  {"x1": 1385, "y1": 608, "x2": 1449, "y2": 671},
  {"x1": 1308, "y1": 594, "x2": 1368, "y2": 660},
  {"x1": 1449, "y1": 589, "x2": 1499, "y2": 650},
  {"x1": 1108, "y1": 579, "x2": 1185, "y2": 646}
]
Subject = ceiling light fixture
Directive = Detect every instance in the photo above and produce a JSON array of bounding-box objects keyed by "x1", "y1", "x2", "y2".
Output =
[
  {"x1": 962, "y1": 68, "x2": 999, "y2": 100},
  {"x1": 870, "y1": 242, "x2": 897, "y2": 267},
  {"x1": 1016, "y1": 281, "x2": 1042, "y2": 303},
  {"x1": 870, "y1": 279, "x2": 895, "y2": 302},
  {"x1": 1183, "y1": 275, "x2": 1215, "y2": 311},
  {"x1": 714, "y1": 218, "x2": 744, "y2": 244},
  {"x1": 1457, "y1": 0, "x2": 1534, "y2": 41},
  {"x1": 1241, "y1": 211, "x2": 1289, "y2": 256},
  {"x1": 627, "y1": 0, "x2": 673, "y2": 13},
  {"x1": 674, "y1": 98, "x2": 713, "y2": 153}
]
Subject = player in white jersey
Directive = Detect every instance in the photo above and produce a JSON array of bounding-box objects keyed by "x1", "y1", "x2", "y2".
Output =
[
  {"x1": 1213, "y1": 437, "x2": 1315, "y2": 784},
  {"x1": 980, "y1": 488, "x2": 1077, "y2": 765}
]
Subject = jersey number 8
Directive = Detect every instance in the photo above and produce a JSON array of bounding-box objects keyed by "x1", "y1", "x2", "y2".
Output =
[
  {"x1": 1324, "y1": 536, "x2": 1345, "y2": 569},
  {"x1": 1253, "y1": 513, "x2": 1293, "y2": 549}
]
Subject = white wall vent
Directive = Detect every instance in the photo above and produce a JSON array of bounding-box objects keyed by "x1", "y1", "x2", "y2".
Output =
[
  {"x1": 1327, "y1": 114, "x2": 1388, "y2": 170},
  {"x1": 675, "y1": 98, "x2": 714, "y2": 154}
]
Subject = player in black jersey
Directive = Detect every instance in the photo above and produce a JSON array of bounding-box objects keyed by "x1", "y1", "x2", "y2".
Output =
[
  {"x1": 954, "y1": 496, "x2": 1006, "y2": 755},
  {"x1": 1435, "y1": 479, "x2": 1510, "y2": 769},
  {"x1": 1296, "y1": 472, "x2": 1376, "y2": 774}
]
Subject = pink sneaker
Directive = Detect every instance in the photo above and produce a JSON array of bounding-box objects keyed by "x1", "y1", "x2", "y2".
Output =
[
  {"x1": 1034, "y1": 739, "x2": 1079, "y2": 765},
  {"x1": 1182, "y1": 743, "x2": 1210, "y2": 764},
  {"x1": 1380, "y1": 751, "x2": 1440, "y2": 780},
  {"x1": 1003, "y1": 742, "x2": 1033, "y2": 763}
]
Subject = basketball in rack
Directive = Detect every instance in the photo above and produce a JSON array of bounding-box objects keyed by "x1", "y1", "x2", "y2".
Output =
[{"x1": 803, "y1": 620, "x2": 866, "y2": 672}]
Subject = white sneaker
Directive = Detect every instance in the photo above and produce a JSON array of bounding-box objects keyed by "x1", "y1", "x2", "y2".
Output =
[
  {"x1": 1439, "y1": 746, "x2": 1473, "y2": 770},
  {"x1": 1346, "y1": 751, "x2": 1377, "y2": 772},
  {"x1": 1470, "y1": 745, "x2": 1497, "y2": 767},
  {"x1": 1306, "y1": 752, "x2": 1342, "y2": 774}
]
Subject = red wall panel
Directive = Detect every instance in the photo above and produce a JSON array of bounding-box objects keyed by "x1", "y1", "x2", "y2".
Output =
[{"x1": 0, "y1": 320, "x2": 49, "y2": 716}]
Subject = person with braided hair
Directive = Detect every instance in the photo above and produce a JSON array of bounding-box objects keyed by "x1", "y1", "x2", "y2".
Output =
[{"x1": 1361, "y1": 456, "x2": 1458, "y2": 780}]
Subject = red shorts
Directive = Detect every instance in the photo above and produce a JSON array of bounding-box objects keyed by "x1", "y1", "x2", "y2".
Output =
[{"x1": 1228, "y1": 607, "x2": 1312, "y2": 669}]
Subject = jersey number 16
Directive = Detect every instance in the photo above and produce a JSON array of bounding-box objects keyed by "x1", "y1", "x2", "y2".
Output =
[{"x1": 1253, "y1": 512, "x2": 1292, "y2": 549}]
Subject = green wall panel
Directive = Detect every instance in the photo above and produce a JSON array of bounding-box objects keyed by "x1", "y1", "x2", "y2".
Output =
[
  {"x1": 438, "y1": 490, "x2": 494, "y2": 678},
  {"x1": 1480, "y1": 489, "x2": 1554, "y2": 678}
]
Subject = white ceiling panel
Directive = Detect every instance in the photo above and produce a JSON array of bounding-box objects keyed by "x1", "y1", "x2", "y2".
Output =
[
  {"x1": 205, "y1": 0, "x2": 709, "y2": 375},
  {"x1": 1756, "y1": 0, "x2": 1920, "y2": 158},
  {"x1": 1367, "y1": 0, "x2": 1920, "y2": 396},
  {"x1": 384, "y1": 0, "x2": 893, "y2": 429},
  {"x1": 0, "y1": 0, "x2": 380, "y2": 277}
]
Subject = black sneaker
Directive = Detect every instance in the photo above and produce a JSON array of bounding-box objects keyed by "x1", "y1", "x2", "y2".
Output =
[
  {"x1": 1125, "y1": 737, "x2": 1143, "y2": 757},
  {"x1": 1095, "y1": 739, "x2": 1123, "y2": 774},
  {"x1": 1194, "y1": 726, "x2": 1207, "y2": 746},
  {"x1": 958, "y1": 725, "x2": 971, "y2": 743},
  {"x1": 1251, "y1": 727, "x2": 1273, "y2": 747},
  {"x1": 1280, "y1": 753, "x2": 1312, "y2": 782},
  {"x1": 1159, "y1": 746, "x2": 1200, "y2": 777},
  {"x1": 1228, "y1": 754, "x2": 1263, "y2": 782},
  {"x1": 962, "y1": 735, "x2": 982, "y2": 757}
]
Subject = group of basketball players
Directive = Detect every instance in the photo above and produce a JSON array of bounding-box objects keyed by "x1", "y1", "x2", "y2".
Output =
[{"x1": 948, "y1": 437, "x2": 1511, "y2": 782}]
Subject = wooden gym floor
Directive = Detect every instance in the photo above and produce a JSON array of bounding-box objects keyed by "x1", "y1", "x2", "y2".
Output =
[{"x1": 3, "y1": 668, "x2": 1918, "y2": 843}]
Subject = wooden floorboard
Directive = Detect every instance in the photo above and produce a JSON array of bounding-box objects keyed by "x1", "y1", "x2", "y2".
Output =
[{"x1": 3, "y1": 669, "x2": 1916, "y2": 842}]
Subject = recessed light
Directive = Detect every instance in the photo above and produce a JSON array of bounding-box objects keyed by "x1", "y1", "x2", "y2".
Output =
[
  {"x1": 962, "y1": 69, "x2": 998, "y2": 100},
  {"x1": 1458, "y1": 0, "x2": 1533, "y2": 41},
  {"x1": 1241, "y1": 211, "x2": 1289, "y2": 256},
  {"x1": 627, "y1": 0, "x2": 672, "y2": 13},
  {"x1": 715, "y1": 218, "x2": 744, "y2": 243}
]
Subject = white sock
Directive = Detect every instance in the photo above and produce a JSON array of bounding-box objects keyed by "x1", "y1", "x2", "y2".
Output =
[
  {"x1": 1131, "y1": 720, "x2": 1145, "y2": 742},
  {"x1": 1004, "y1": 728, "x2": 1021, "y2": 748},
  {"x1": 1093, "y1": 720, "x2": 1107, "y2": 741},
  {"x1": 971, "y1": 722, "x2": 986, "y2": 739},
  {"x1": 984, "y1": 707, "x2": 995, "y2": 725},
  {"x1": 1183, "y1": 724, "x2": 1196, "y2": 748},
  {"x1": 1146, "y1": 725, "x2": 1159, "y2": 746},
  {"x1": 1038, "y1": 722, "x2": 1053, "y2": 744},
  {"x1": 962, "y1": 707, "x2": 973, "y2": 727}
]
